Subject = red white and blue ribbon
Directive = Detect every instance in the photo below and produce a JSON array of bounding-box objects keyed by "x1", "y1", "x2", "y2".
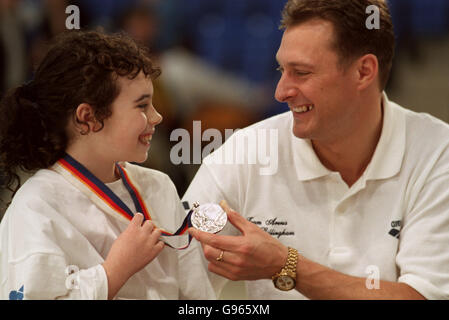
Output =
[{"x1": 52, "y1": 153, "x2": 193, "y2": 249}]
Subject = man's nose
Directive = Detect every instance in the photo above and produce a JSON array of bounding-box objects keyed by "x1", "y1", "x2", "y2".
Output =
[{"x1": 275, "y1": 74, "x2": 298, "y2": 103}]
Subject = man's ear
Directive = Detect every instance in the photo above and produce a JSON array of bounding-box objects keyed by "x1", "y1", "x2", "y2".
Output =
[
  {"x1": 74, "y1": 103, "x2": 98, "y2": 135},
  {"x1": 355, "y1": 54, "x2": 379, "y2": 91}
]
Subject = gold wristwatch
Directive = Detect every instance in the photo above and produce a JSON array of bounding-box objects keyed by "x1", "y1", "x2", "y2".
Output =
[{"x1": 272, "y1": 247, "x2": 298, "y2": 291}]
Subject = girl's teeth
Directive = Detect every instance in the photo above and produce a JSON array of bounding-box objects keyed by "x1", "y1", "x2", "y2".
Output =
[{"x1": 140, "y1": 135, "x2": 152, "y2": 143}]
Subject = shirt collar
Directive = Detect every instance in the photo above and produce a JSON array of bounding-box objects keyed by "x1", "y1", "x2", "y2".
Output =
[{"x1": 291, "y1": 92, "x2": 406, "y2": 182}]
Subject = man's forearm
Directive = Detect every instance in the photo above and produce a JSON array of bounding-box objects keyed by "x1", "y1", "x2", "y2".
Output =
[{"x1": 295, "y1": 254, "x2": 426, "y2": 300}]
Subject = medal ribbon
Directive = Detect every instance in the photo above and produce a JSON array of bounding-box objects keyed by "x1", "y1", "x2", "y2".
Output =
[{"x1": 54, "y1": 153, "x2": 193, "y2": 249}]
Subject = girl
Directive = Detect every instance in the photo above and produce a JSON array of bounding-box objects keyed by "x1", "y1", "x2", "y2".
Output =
[{"x1": 0, "y1": 31, "x2": 214, "y2": 299}]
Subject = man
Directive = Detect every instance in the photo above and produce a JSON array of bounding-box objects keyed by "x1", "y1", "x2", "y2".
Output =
[{"x1": 183, "y1": 0, "x2": 449, "y2": 299}]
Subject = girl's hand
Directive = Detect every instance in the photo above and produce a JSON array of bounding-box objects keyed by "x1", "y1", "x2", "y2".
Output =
[{"x1": 102, "y1": 213, "x2": 165, "y2": 299}]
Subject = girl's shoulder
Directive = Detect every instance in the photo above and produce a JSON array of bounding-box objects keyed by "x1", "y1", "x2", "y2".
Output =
[
  {"x1": 1, "y1": 169, "x2": 78, "y2": 255},
  {"x1": 13, "y1": 169, "x2": 70, "y2": 201},
  {"x1": 4, "y1": 168, "x2": 80, "y2": 225}
]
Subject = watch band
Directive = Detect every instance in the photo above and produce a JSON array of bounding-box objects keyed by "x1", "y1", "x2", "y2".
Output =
[
  {"x1": 272, "y1": 247, "x2": 298, "y2": 291},
  {"x1": 285, "y1": 247, "x2": 298, "y2": 274}
]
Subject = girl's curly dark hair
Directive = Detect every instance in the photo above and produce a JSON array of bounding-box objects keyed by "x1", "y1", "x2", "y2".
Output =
[{"x1": 0, "y1": 30, "x2": 161, "y2": 199}]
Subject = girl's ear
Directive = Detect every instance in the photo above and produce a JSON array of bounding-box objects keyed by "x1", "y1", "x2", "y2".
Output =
[{"x1": 74, "y1": 103, "x2": 98, "y2": 135}]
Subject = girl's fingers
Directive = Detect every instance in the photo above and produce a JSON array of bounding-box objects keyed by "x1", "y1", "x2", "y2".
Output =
[
  {"x1": 155, "y1": 240, "x2": 165, "y2": 251},
  {"x1": 142, "y1": 219, "x2": 154, "y2": 232},
  {"x1": 131, "y1": 213, "x2": 144, "y2": 227}
]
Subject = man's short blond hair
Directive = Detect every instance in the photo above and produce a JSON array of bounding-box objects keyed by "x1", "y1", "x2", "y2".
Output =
[{"x1": 280, "y1": 0, "x2": 395, "y2": 91}]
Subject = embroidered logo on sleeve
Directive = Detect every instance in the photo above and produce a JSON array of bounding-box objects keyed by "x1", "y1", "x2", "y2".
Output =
[
  {"x1": 389, "y1": 220, "x2": 402, "y2": 239},
  {"x1": 9, "y1": 285, "x2": 24, "y2": 300}
]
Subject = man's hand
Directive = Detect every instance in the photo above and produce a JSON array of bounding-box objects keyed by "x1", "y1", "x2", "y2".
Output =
[{"x1": 188, "y1": 201, "x2": 288, "y2": 281}]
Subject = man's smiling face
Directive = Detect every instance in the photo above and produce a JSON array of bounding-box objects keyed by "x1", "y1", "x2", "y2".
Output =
[{"x1": 275, "y1": 18, "x2": 361, "y2": 143}]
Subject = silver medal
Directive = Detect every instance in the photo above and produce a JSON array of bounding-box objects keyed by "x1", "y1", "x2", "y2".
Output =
[{"x1": 190, "y1": 202, "x2": 227, "y2": 234}]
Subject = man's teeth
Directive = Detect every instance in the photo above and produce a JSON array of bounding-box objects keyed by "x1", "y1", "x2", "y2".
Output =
[{"x1": 293, "y1": 105, "x2": 314, "y2": 113}]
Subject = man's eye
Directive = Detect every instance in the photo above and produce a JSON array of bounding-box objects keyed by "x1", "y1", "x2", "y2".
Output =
[
  {"x1": 295, "y1": 71, "x2": 310, "y2": 76},
  {"x1": 276, "y1": 66, "x2": 284, "y2": 74}
]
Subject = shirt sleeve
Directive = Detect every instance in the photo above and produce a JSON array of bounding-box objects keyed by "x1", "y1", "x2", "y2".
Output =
[
  {"x1": 182, "y1": 161, "x2": 241, "y2": 298},
  {"x1": 158, "y1": 175, "x2": 216, "y2": 299},
  {"x1": 177, "y1": 240, "x2": 217, "y2": 300},
  {"x1": 182, "y1": 130, "x2": 264, "y2": 297},
  {"x1": 4, "y1": 253, "x2": 108, "y2": 300},
  {"x1": 1, "y1": 190, "x2": 109, "y2": 300},
  {"x1": 182, "y1": 151, "x2": 243, "y2": 218},
  {"x1": 397, "y1": 162, "x2": 449, "y2": 300},
  {"x1": 183, "y1": 163, "x2": 228, "y2": 211}
]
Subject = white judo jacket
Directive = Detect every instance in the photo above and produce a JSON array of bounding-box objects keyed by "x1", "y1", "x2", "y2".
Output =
[{"x1": 0, "y1": 162, "x2": 215, "y2": 300}]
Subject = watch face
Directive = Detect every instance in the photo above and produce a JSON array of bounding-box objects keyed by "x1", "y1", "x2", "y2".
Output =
[
  {"x1": 275, "y1": 275, "x2": 296, "y2": 291},
  {"x1": 191, "y1": 203, "x2": 227, "y2": 234}
]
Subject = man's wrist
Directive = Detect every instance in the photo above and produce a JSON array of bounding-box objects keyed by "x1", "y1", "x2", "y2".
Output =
[{"x1": 268, "y1": 245, "x2": 289, "y2": 279}]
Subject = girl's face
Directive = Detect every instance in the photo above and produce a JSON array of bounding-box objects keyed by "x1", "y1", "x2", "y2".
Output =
[{"x1": 95, "y1": 72, "x2": 162, "y2": 164}]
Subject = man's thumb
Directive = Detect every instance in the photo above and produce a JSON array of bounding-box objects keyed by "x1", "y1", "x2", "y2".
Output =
[{"x1": 220, "y1": 200, "x2": 247, "y2": 234}]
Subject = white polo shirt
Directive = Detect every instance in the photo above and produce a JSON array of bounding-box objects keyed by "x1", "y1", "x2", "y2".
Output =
[{"x1": 182, "y1": 94, "x2": 449, "y2": 300}]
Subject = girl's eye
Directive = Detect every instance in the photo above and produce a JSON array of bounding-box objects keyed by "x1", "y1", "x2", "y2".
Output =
[{"x1": 137, "y1": 104, "x2": 148, "y2": 109}]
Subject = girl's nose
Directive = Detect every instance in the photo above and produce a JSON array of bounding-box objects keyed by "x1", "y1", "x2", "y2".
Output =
[{"x1": 148, "y1": 106, "x2": 163, "y2": 126}]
